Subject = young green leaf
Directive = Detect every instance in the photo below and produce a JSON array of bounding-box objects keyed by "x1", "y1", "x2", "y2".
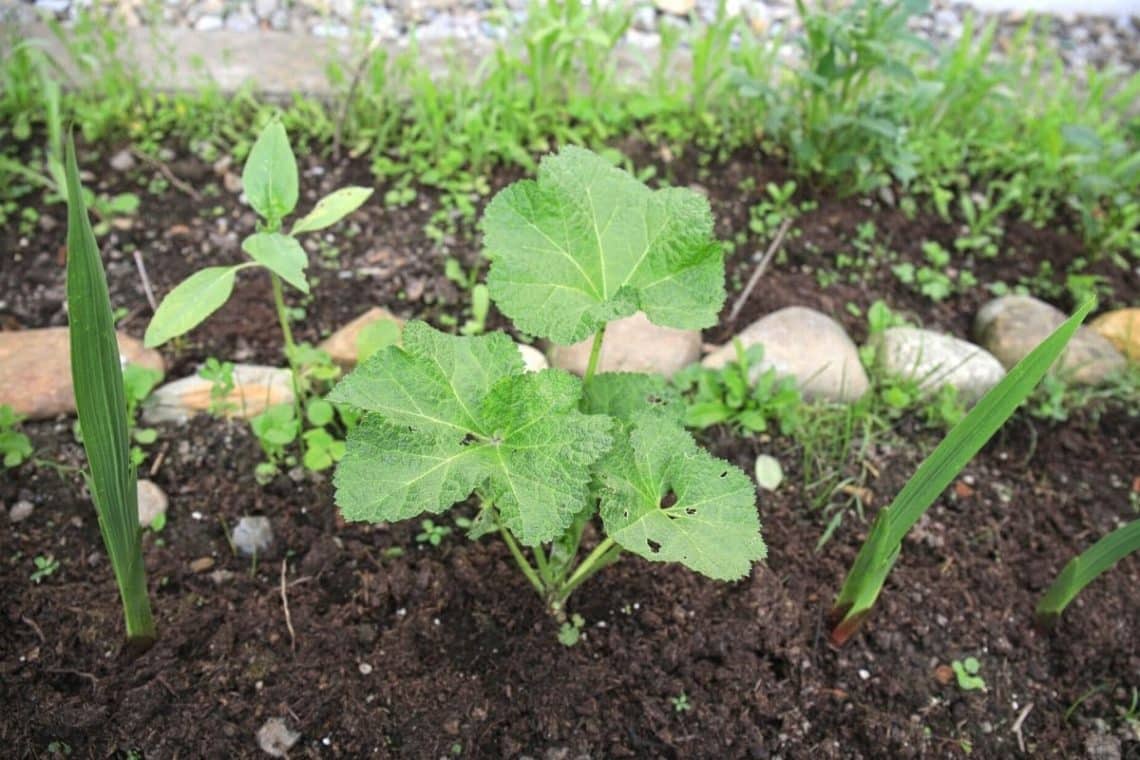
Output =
[
  {"x1": 290, "y1": 187, "x2": 374, "y2": 235},
  {"x1": 1036, "y1": 518, "x2": 1140, "y2": 628},
  {"x1": 580, "y1": 372, "x2": 685, "y2": 427},
  {"x1": 64, "y1": 134, "x2": 155, "y2": 647},
  {"x1": 598, "y1": 414, "x2": 764, "y2": 580},
  {"x1": 242, "y1": 120, "x2": 298, "y2": 221},
  {"x1": 482, "y1": 146, "x2": 726, "y2": 345},
  {"x1": 330, "y1": 322, "x2": 612, "y2": 544},
  {"x1": 242, "y1": 233, "x2": 309, "y2": 294},
  {"x1": 144, "y1": 265, "x2": 241, "y2": 347}
]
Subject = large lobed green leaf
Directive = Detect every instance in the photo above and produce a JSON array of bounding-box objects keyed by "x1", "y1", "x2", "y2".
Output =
[
  {"x1": 598, "y1": 414, "x2": 765, "y2": 580},
  {"x1": 330, "y1": 322, "x2": 613, "y2": 545},
  {"x1": 482, "y1": 146, "x2": 726, "y2": 345}
]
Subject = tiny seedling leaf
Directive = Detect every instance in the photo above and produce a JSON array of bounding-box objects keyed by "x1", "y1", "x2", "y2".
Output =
[
  {"x1": 291, "y1": 186, "x2": 374, "y2": 235},
  {"x1": 242, "y1": 120, "x2": 298, "y2": 221},
  {"x1": 145, "y1": 266, "x2": 241, "y2": 347},
  {"x1": 482, "y1": 146, "x2": 726, "y2": 345},
  {"x1": 243, "y1": 232, "x2": 309, "y2": 294},
  {"x1": 598, "y1": 414, "x2": 764, "y2": 580}
]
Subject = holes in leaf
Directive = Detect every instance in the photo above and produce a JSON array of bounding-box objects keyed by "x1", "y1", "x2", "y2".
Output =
[
  {"x1": 660, "y1": 491, "x2": 678, "y2": 509},
  {"x1": 647, "y1": 539, "x2": 662, "y2": 554},
  {"x1": 684, "y1": 507, "x2": 696, "y2": 516},
  {"x1": 461, "y1": 433, "x2": 477, "y2": 446},
  {"x1": 719, "y1": 471, "x2": 728, "y2": 478}
]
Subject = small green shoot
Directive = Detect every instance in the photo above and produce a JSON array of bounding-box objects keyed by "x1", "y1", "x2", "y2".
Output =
[
  {"x1": 0, "y1": 404, "x2": 34, "y2": 468},
  {"x1": 1036, "y1": 518, "x2": 1140, "y2": 628},
  {"x1": 30, "y1": 554, "x2": 60, "y2": 583},
  {"x1": 198, "y1": 357, "x2": 237, "y2": 417},
  {"x1": 671, "y1": 692, "x2": 692, "y2": 713},
  {"x1": 829, "y1": 300, "x2": 1094, "y2": 645},
  {"x1": 557, "y1": 613, "x2": 586, "y2": 647},
  {"x1": 415, "y1": 519, "x2": 452, "y2": 547},
  {"x1": 65, "y1": 133, "x2": 156, "y2": 648},
  {"x1": 951, "y1": 657, "x2": 986, "y2": 691}
]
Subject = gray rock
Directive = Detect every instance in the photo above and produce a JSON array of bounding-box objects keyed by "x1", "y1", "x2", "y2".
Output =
[
  {"x1": 974, "y1": 295, "x2": 1126, "y2": 385},
  {"x1": 8, "y1": 500, "x2": 34, "y2": 523},
  {"x1": 257, "y1": 717, "x2": 300, "y2": 757},
  {"x1": 233, "y1": 516, "x2": 274, "y2": 557},
  {"x1": 254, "y1": 0, "x2": 277, "y2": 19},
  {"x1": 868, "y1": 327, "x2": 1006, "y2": 404},
  {"x1": 371, "y1": 7, "x2": 398, "y2": 37},
  {"x1": 136, "y1": 479, "x2": 169, "y2": 527},
  {"x1": 633, "y1": 6, "x2": 657, "y2": 32},
  {"x1": 109, "y1": 149, "x2": 136, "y2": 172},
  {"x1": 704, "y1": 307, "x2": 869, "y2": 402},
  {"x1": 193, "y1": 14, "x2": 224, "y2": 31},
  {"x1": 1084, "y1": 732, "x2": 1121, "y2": 760},
  {"x1": 548, "y1": 312, "x2": 701, "y2": 379}
]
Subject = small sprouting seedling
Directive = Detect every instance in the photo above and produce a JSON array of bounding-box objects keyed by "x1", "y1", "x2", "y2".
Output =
[
  {"x1": 122, "y1": 363, "x2": 163, "y2": 464},
  {"x1": 673, "y1": 342, "x2": 802, "y2": 435},
  {"x1": 829, "y1": 301, "x2": 1094, "y2": 645},
  {"x1": 671, "y1": 692, "x2": 692, "y2": 713},
  {"x1": 198, "y1": 357, "x2": 237, "y2": 417},
  {"x1": 441, "y1": 258, "x2": 491, "y2": 336},
  {"x1": 1036, "y1": 518, "x2": 1140, "y2": 629},
  {"x1": 557, "y1": 613, "x2": 586, "y2": 647},
  {"x1": 330, "y1": 147, "x2": 765, "y2": 620},
  {"x1": 250, "y1": 403, "x2": 300, "y2": 483},
  {"x1": 951, "y1": 657, "x2": 986, "y2": 691},
  {"x1": 30, "y1": 554, "x2": 60, "y2": 583},
  {"x1": 415, "y1": 519, "x2": 452, "y2": 547},
  {"x1": 0, "y1": 404, "x2": 34, "y2": 468},
  {"x1": 64, "y1": 134, "x2": 156, "y2": 648}
]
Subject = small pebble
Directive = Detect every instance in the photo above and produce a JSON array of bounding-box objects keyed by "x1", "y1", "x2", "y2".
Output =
[
  {"x1": 8, "y1": 500, "x2": 34, "y2": 523},
  {"x1": 358, "y1": 662, "x2": 373, "y2": 675},
  {"x1": 233, "y1": 515, "x2": 274, "y2": 557},
  {"x1": 136, "y1": 479, "x2": 169, "y2": 528},
  {"x1": 257, "y1": 718, "x2": 300, "y2": 758},
  {"x1": 190, "y1": 557, "x2": 215, "y2": 573},
  {"x1": 109, "y1": 148, "x2": 136, "y2": 172}
]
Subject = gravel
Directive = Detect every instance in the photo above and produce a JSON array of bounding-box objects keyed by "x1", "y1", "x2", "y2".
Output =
[{"x1": 9, "y1": 0, "x2": 1139, "y2": 74}]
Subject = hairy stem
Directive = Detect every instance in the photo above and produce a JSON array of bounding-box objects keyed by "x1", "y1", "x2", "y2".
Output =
[
  {"x1": 583, "y1": 324, "x2": 607, "y2": 384},
  {"x1": 556, "y1": 536, "x2": 620, "y2": 606},
  {"x1": 499, "y1": 522, "x2": 545, "y2": 596}
]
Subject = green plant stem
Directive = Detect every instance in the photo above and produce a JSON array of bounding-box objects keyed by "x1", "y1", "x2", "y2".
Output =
[
  {"x1": 118, "y1": 551, "x2": 156, "y2": 648},
  {"x1": 556, "y1": 536, "x2": 619, "y2": 604},
  {"x1": 533, "y1": 543, "x2": 553, "y2": 584},
  {"x1": 499, "y1": 522, "x2": 544, "y2": 596},
  {"x1": 583, "y1": 325, "x2": 606, "y2": 384},
  {"x1": 268, "y1": 271, "x2": 307, "y2": 461}
]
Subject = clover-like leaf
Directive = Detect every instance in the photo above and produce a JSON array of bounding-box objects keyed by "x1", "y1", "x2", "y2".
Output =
[
  {"x1": 598, "y1": 414, "x2": 765, "y2": 580},
  {"x1": 482, "y1": 146, "x2": 726, "y2": 345},
  {"x1": 330, "y1": 322, "x2": 612, "y2": 545}
]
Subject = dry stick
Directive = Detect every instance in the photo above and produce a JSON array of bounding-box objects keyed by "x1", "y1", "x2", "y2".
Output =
[
  {"x1": 1011, "y1": 702, "x2": 1034, "y2": 753},
  {"x1": 133, "y1": 250, "x2": 158, "y2": 312},
  {"x1": 130, "y1": 148, "x2": 202, "y2": 201},
  {"x1": 280, "y1": 559, "x2": 296, "y2": 653},
  {"x1": 333, "y1": 36, "x2": 382, "y2": 162},
  {"x1": 727, "y1": 218, "x2": 793, "y2": 325}
]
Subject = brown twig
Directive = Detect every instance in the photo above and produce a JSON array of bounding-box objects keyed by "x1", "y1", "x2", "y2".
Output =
[
  {"x1": 133, "y1": 250, "x2": 158, "y2": 312},
  {"x1": 1011, "y1": 702, "x2": 1034, "y2": 753},
  {"x1": 148, "y1": 441, "x2": 169, "y2": 477},
  {"x1": 333, "y1": 36, "x2": 381, "y2": 162},
  {"x1": 280, "y1": 559, "x2": 296, "y2": 653},
  {"x1": 130, "y1": 148, "x2": 202, "y2": 201},
  {"x1": 21, "y1": 616, "x2": 46, "y2": 644},
  {"x1": 727, "y1": 218, "x2": 793, "y2": 325}
]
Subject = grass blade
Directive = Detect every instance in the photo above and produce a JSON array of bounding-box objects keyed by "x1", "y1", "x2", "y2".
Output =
[
  {"x1": 829, "y1": 300, "x2": 1094, "y2": 645},
  {"x1": 1036, "y1": 518, "x2": 1140, "y2": 628},
  {"x1": 65, "y1": 133, "x2": 156, "y2": 648}
]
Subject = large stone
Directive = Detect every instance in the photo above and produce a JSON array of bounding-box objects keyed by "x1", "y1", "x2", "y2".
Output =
[
  {"x1": 703, "y1": 307, "x2": 869, "y2": 402},
  {"x1": 0, "y1": 328, "x2": 164, "y2": 420},
  {"x1": 142, "y1": 364, "x2": 293, "y2": 425},
  {"x1": 317, "y1": 307, "x2": 404, "y2": 369},
  {"x1": 1090, "y1": 308, "x2": 1140, "y2": 362},
  {"x1": 548, "y1": 312, "x2": 701, "y2": 379},
  {"x1": 868, "y1": 327, "x2": 1006, "y2": 405},
  {"x1": 974, "y1": 296, "x2": 1126, "y2": 385}
]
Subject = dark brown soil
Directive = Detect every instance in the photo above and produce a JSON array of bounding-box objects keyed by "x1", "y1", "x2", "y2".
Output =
[{"x1": 2, "y1": 140, "x2": 1138, "y2": 759}]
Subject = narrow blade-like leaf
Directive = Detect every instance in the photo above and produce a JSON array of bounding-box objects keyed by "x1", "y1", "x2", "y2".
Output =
[
  {"x1": 290, "y1": 186, "x2": 374, "y2": 235},
  {"x1": 65, "y1": 134, "x2": 155, "y2": 646},
  {"x1": 830, "y1": 300, "x2": 1094, "y2": 643},
  {"x1": 1036, "y1": 518, "x2": 1140, "y2": 628},
  {"x1": 243, "y1": 232, "x2": 309, "y2": 293},
  {"x1": 144, "y1": 266, "x2": 240, "y2": 347}
]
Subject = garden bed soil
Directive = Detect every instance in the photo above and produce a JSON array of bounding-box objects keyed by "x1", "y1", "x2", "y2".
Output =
[{"x1": 2, "y1": 141, "x2": 1138, "y2": 758}]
